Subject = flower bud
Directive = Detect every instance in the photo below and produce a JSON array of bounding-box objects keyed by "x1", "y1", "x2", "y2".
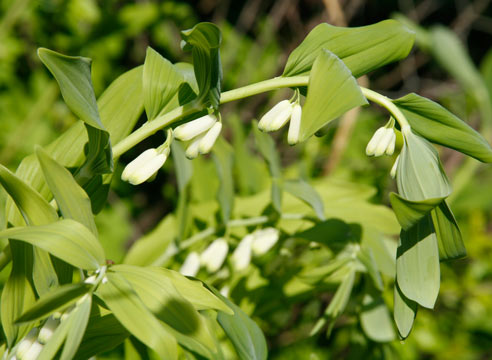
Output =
[
  {"x1": 288, "y1": 104, "x2": 302, "y2": 145},
  {"x1": 174, "y1": 114, "x2": 216, "y2": 141},
  {"x1": 390, "y1": 155, "x2": 400, "y2": 179},
  {"x1": 365, "y1": 127, "x2": 386, "y2": 156},
  {"x1": 180, "y1": 252, "x2": 201, "y2": 277},
  {"x1": 21, "y1": 341, "x2": 43, "y2": 360},
  {"x1": 231, "y1": 234, "x2": 254, "y2": 271},
  {"x1": 121, "y1": 148, "x2": 169, "y2": 185},
  {"x1": 200, "y1": 238, "x2": 229, "y2": 273},
  {"x1": 38, "y1": 317, "x2": 59, "y2": 344},
  {"x1": 16, "y1": 328, "x2": 38, "y2": 359},
  {"x1": 199, "y1": 122, "x2": 222, "y2": 155},
  {"x1": 373, "y1": 128, "x2": 394, "y2": 157},
  {"x1": 185, "y1": 135, "x2": 204, "y2": 159},
  {"x1": 385, "y1": 131, "x2": 396, "y2": 156},
  {"x1": 258, "y1": 100, "x2": 291, "y2": 131},
  {"x1": 268, "y1": 104, "x2": 294, "y2": 131},
  {"x1": 252, "y1": 228, "x2": 279, "y2": 256}
]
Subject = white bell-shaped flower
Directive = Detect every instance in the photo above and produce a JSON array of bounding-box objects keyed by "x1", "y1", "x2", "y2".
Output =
[
  {"x1": 390, "y1": 155, "x2": 400, "y2": 179},
  {"x1": 22, "y1": 341, "x2": 43, "y2": 360},
  {"x1": 185, "y1": 134, "x2": 205, "y2": 159},
  {"x1": 252, "y1": 227, "x2": 280, "y2": 256},
  {"x1": 121, "y1": 147, "x2": 169, "y2": 185},
  {"x1": 38, "y1": 317, "x2": 59, "y2": 344},
  {"x1": 16, "y1": 328, "x2": 39, "y2": 359},
  {"x1": 258, "y1": 100, "x2": 292, "y2": 131},
  {"x1": 199, "y1": 122, "x2": 222, "y2": 155},
  {"x1": 174, "y1": 114, "x2": 217, "y2": 141},
  {"x1": 366, "y1": 127, "x2": 396, "y2": 157},
  {"x1": 287, "y1": 104, "x2": 302, "y2": 145},
  {"x1": 200, "y1": 238, "x2": 229, "y2": 273},
  {"x1": 180, "y1": 252, "x2": 201, "y2": 277},
  {"x1": 231, "y1": 234, "x2": 254, "y2": 271}
]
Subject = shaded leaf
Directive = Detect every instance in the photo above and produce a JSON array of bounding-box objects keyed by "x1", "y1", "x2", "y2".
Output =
[
  {"x1": 431, "y1": 202, "x2": 466, "y2": 260},
  {"x1": 390, "y1": 192, "x2": 443, "y2": 230},
  {"x1": 284, "y1": 179, "x2": 325, "y2": 220},
  {"x1": 299, "y1": 49, "x2": 367, "y2": 141},
  {"x1": 296, "y1": 219, "x2": 360, "y2": 252}
]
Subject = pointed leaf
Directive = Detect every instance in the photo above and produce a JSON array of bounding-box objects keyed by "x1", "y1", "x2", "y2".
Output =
[
  {"x1": 36, "y1": 147, "x2": 97, "y2": 235},
  {"x1": 393, "y1": 283, "x2": 417, "y2": 339},
  {"x1": 283, "y1": 20, "x2": 415, "y2": 77},
  {"x1": 299, "y1": 49, "x2": 368, "y2": 141},
  {"x1": 212, "y1": 138, "x2": 234, "y2": 223},
  {"x1": 360, "y1": 292, "x2": 395, "y2": 342},
  {"x1": 0, "y1": 219, "x2": 105, "y2": 270},
  {"x1": 396, "y1": 215, "x2": 440, "y2": 309},
  {"x1": 431, "y1": 202, "x2": 466, "y2": 260},
  {"x1": 390, "y1": 192, "x2": 444, "y2": 230},
  {"x1": 96, "y1": 272, "x2": 178, "y2": 360},
  {"x1": 143, "y1": 47, "x2": 185, "y2": 120},
  {"x1": 284, "y1": 179, "x2": 325, "y2": 220},
  {"x1": 394, "y1": 93, "x2": 492, "y2": 162},
  {"x1": 60, "y1": 295, "x2": 92, "y2": 360}
]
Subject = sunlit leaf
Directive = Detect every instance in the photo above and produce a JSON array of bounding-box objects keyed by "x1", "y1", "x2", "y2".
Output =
[
  {"x1": 360, "y1": 292, "x2": 395, "y2": 342},
  {"x1": 212, "y1": 138, "x2": 234, "y2": 223},
  {"x1": 283, "y1": 20, "x2": 415, "y2": 77},
  {"x1": 393, "y1": 283, "x2": 417, "y2": 339},
  {"x1": 299, "y1": 49, "x2": 367, "y2": 141},
  {"x1": 284, "y1": 179, "x2": 325, "y2": 220}
]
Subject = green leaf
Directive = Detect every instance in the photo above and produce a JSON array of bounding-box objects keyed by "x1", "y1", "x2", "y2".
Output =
[
  {"x1": 212, "y1": 138, "x2": 235, "y2": 224},
  {"x1": 252, "y1": 124, "x2": 282, "y2": 212},
  {"x1": 1, "y1": 241, "x2": 36, "y2": 347},
  {"x1": 283, "y1": 179, "x2": 325, "y2": 220},
  {"x1": 74, "y1": 314, "x2": 129, "y2": 360},
  {"x1": 209, "y1": 287, "x2": 268, "y2": 360},
  {"x1": 37, "y1": 48, "x2": 113, "y2": 182},
  {"x1": 96, "y1": 272, "x2": 178, "y2": 360},
  {"x1": 394, "y1": 93, "x2": 492, "y2": 162},
  {"x1": 299, "y1": 49, "x2": 368, "y2": 141},
  {"x1": 180, "y1": 22, "x2": 222, "y2": 109},
  {"x1": 389, "y1": 192, "x2": 444, "y2": 230},
  {"x1": 431, "y1": 202, "x2": 466, "y2": 260},
  {"x1": 357, "y1": 249, "x2": 384, "y2": 291},
  {"x1": 360, "y1": 292, "x2": 395, "y2": 342},
  {"x1": 0, "y1": 219, "x2": 105, "y2": 270},
  {"x1": 36, "y1": 147, "x2": 97, "y2": 235},
  {"x1": 143, "y1": 47, "x2": 185, "y2": 120},
  {"x1": 113, "y1": 265, "x2": 217, "y2": 358},
  {"x1": 283, "y1": 19, "x2": 415, "y2": 77},
  {"x1": 296, "y1": 219, "x2": 360, "y2": 252},
  {"x1": 393, "y1": 283, "x2": 417, "y2": 339},
  {"x1": 16, "y1": 283, "x2": 92, "y2": 324},
  {"x1": 396, "y1": 215, "x2": 440, "y2": 309},
  {"x1": 396, "y1": 131, "x2": 451, "y2": 201},
  {"x1": 171, "y1": 142, "x2": 193, "y2": 193}
]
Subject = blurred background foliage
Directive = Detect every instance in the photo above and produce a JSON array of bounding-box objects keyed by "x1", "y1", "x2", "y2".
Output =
[{"x1": 1, "y1": 0, "x2": 492, "y2": 359}]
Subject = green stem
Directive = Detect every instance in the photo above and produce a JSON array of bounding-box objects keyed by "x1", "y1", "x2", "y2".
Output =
[{"x1": 112, "y1": 76, "x2": 411, "y2": 158}]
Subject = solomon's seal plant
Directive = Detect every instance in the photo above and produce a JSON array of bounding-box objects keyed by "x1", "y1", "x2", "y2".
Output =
[{"x1": 0, "y1": 19, "x2": 491, "y2": 359}]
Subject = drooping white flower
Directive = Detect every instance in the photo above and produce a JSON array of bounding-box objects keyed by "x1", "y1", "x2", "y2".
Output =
[
  {"x1": 200, "y1": 238, "x2": 229, "y2": 273},
  {"x1": 365, "y1": 127, "x2": 386, "y2": 156},
  {"x1": 268, "y1": 104, "x2": 294, "y2": 131},
  {"x1": 199, "y1": 122, "x2": 222, "y2": 155},
  {"x1": 38, "y1": 317, "x2": 59, "y2": 344},
  {"x1": 251, "y1": 227, "x2": 279, "y2": 256},
  {"x1": 21, "y1": 341, "x2": 43, "y2": 360},
  {"x1": 185, "y1": 134, "x2": 204, "y2": 159},
  {"x1": 121, "y1": 147, "x2": 169, "y2": 185},
  {"x1": 390, "y1": 155, "x2": 400, "y2": 179},
  {"x1": 258, "y1": 100, "x2": 292, "y2": 131},
  {"x1": 180, "y1": 252, "x2": 201, "y2": 277},
  {"x1": 287, "y1": 104, "x2": 302, "y2": 145},
  {"x1": 373, "y1": 128, "x2": 395, "y2": 157},
  {"x1": 174, "y1": 114, "x2": 217, "y2": 141},
  {"x1": 16, "y1": 328, "x2": 39, "y2": 359},
  {"x1": 231, "y1": 234, "x2": 254, "y2": 271},
  {"x1": 385, "y1": 131, "x2": 396, "y2": 155}
]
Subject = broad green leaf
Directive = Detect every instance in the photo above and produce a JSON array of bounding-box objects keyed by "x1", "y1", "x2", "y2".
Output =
[
  {"x1": 181, "y1": 22, "x2": 222, "y2": 109},
  {"x1": 113, "y1": 265, "x2": 217, "y2": 358},
  {"x1": 296, "y1": 219, "x2": 360, "y2": 252},
  {"x1": 357, "y1": 249, "x2": 383, "y2": 291},
  {"x1": 124, "y1": 215, "x2": 176, "y2": 266},
  {"x1": 158, "y1": 268, "x2": 232, "y2": 313},
  {"x1": 393, "y1": 283, "x2": 417, "y2": 339},
  {"x1": 396, "y1": 131, "x2": 451, "y2": 201},
  {"x1": 396, "y1": 216, "x2": 440, "y2": 309},
  {"x1": 1, "y1": 241, "x2": 36, "y2": 346},
  {"x1": 283, "y1": 179, "x2": 325, "y2": 220},
  {"x1": 394, "y1": 93, "x2": 492, "y2": 162},
  {"x1": 253, "y1": 124, "x2": 282, "y2": 212},
  {"x1": 299, "y1": 49, "x2": 367, "y2": 141},
  {"x1": 283, "y1": 20, "x2": 415, "y2": 77},
  {"x1": 37, "y1": 48, "x2": 113, "y2": 182},
  {"x1": 389, "y1": 192, "x2": 443, "y2": 230},
  {"x1": 209, "y1": 287, "x2": 267, "y2": 360},
  {"x1": 360, "y1": 292, "x2": 395, "y2": 342},
  {"x1": 36, "y1": 147, "x2": 97, "y2": 236},
  {"x1": 143, "y1": 47, "x2": 185, "y2": 120},
  {"x1": 0, "y1": 219, "x2": 105, "y2": 270},
  {"x1": 431, "y1": 202, "x2": 466, "y2": 260},
  {"x1": 74, "y1": 314, "x2": 129, "y2": 360},
  {"x1": 16, "y1": 283, "x2": 92, "y2": 323},
  {"x1": 212, "y1": 138, "x2": 235, "y2": 224},
  {"x1": 96, "y1": 272, "x2": 178, "y2": 360},
  {"x1": 37, "y1": 295, "x2": 91, "y2": 360}
]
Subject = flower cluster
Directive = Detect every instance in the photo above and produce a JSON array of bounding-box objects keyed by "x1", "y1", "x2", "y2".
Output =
[
  {"x1": 179, "y1": 228, "x2": 280, "y2": 278},
  {"x1": 258, "y1": 96, "x2": 302, "y2": 145},
  {"x1": 174, "y1": 114, "x2": 222, "y2": 159},
  {"x1": 365, "y1": 121, "x2": 396, "y2": 157}
]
